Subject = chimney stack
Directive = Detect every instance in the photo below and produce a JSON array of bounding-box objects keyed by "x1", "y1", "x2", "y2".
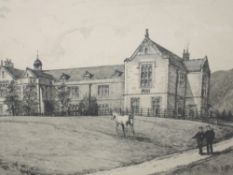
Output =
[
  {"x1": 183, "y1": 49, "x2": 190, "y2": 61},
  {"x1": 4, "y1": 59, "x2": 14, "y2": 68},
  {"x1": 145, "y1": 28, "x2": 149, "y2": 38}
]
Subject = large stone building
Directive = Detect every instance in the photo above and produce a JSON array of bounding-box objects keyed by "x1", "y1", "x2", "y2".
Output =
[{"x1": 0, "y1": 30, "x2": 210, "y2": 117}]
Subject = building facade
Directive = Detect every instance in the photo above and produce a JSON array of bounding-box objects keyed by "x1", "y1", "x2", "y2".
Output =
[{"x1": 0, "y1": 30, "x2": 210, "y2": 117}]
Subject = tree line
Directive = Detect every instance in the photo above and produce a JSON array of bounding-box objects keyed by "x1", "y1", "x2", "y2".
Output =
[
  {"x1": 4, "y1": 81, "x2": 38, "y2": 116},
  {"x1": 214, "y1": 109, "x2": 233, "y2": 121}
]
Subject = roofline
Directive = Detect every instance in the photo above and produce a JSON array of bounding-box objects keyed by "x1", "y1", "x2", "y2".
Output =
[
  {"x1": 128, "y1": 38, "x2": 147, "y2": 61},
  {"x1": 183, "y1": 58, "x2": 207, "y2": 62},
  {"x1": 127, "y1": 36, "x2": 185, "y2": 66},
  {"x1": 44, "y1": 64, "x2": 124, "y2": 72},
  {"x1": 25, "y1": 67, "x2": 36, "y2": 77},
  {"x1": 1, "y1": 66, "x2": 16, "y2": 80},
  {"x1": 183, "y1": 56, "x2": 211, "y2": 73},
  {"x1": 150, "y1": 40, "x2": 183, "y2": 60},
  {"x1": 169, "y1": 60, "x2": 187, "y2": 71}
]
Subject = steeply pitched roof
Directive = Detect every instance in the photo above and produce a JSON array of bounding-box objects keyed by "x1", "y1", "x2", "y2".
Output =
[
  {"x1": 27, "y1": 68, "x2": 54, "y2": 80},
  {"x1": 150, "y1": 40, "x2": 181, "y2": 60},
  {"x1": 4, "y1": 66, "x2": 24, "y2": 79},
  {"x1": 184, "y1": 58, "x2": 207, "y2": 72},
  {"x1": 44, "y1": 64, "x2": 124, "y2": 82},
  {"x1": 151, "y1": 40, "x2": 185, "y2": 69},
  {"x1": 126, "y1": 34, "x2": 186, "y2": 70}
]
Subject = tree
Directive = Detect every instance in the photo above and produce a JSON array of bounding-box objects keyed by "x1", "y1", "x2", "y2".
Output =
[
  {"x1": 22, "y1": 83, "x2": 38, "y2": 115},
  {"x1": 215, "y1": 109, "x2": 220, "y2": 118},
  {"x1": 226, "y1": 111, "x2": 233, "y2": 121},
  {"x1": 44, "y1": 100, "x2": 57, "y2": 115},
  {"x1": 57, "y1": 83, "x2": 70, "y2": 115},
  {"x1": 78, "y1": 96, "x2": 98, "y2": 116},
  {"x1": 4, "y1": 80, "x2": 20, "y2": 116},
  {"x1": 221, "y1": 110, "x2": 227, "y2": 120}
]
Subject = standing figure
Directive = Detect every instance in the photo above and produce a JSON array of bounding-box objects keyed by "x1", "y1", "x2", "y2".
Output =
[
  {"x1": 205, "y1": 125, "x2": 215, "y2": 154},
  {"x1": 192, "y1": 126, "x2": 205, "y2": 155}
]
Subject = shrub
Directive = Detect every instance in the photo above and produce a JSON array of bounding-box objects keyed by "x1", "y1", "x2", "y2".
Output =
[{"x1": 78, "y1": 96, "x2": 98, "y2": 116}]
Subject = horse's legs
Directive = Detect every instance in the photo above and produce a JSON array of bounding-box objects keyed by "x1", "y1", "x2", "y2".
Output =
[
  {"x1": 121, "y1": 124, "x2": 126, "y2": 137},
  {"x1": 116, "y1": 123, "x2": 119, "y2": 135},
  {"x1": 131, "y1": 124, "x2": 135, "y2": 136}
]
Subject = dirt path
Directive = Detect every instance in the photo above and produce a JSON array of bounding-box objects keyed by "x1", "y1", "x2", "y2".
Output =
[{"x1": 87, "y1": 137, "x2": 233, "y2": 175}]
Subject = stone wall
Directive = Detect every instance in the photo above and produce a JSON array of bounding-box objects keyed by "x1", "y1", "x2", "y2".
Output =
[
  {"x1": 54, "y1": 78, "x2": 124, "y2": 112},
  {"x1": 0, "y1": 66, "x2": 13, "y2": 115},
  {"x1": 185, "y1": 72, "x2": 203, "y2": 116},
  {"x1": 124, "y1": 54, "x2": 169, "y2": 111},
  {"x1": 167, "y1": 64, "x2": 186, "y2": 117}
]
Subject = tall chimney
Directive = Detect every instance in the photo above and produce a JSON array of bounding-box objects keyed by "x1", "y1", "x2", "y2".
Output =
[
  {"x1": 145, "y1": 28, "x2": 149, "y2": 38},
  {"x1": 183, "y1": 49, "x2": 190, "y2": 61}
]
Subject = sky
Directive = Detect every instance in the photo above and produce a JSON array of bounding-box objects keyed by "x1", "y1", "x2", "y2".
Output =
[{"x1": 0, "y1": 0, "x2": 233, "y2": 72}]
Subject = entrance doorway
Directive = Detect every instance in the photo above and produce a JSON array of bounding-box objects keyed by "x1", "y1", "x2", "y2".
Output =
[{"x1": 130, "y1": 98, "x2": 140, "y2": 114}]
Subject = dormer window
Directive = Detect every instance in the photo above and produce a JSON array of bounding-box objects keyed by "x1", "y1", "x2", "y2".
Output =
[
  {"x1": 113, "y1": 70, "x2": 123, "y2": 77},
  {"x1": 83, "y1": 71, "x2": 93, "y2": 79},
  {"x1": 60, "y1": 73, "x2": 70, "y2": 81}
]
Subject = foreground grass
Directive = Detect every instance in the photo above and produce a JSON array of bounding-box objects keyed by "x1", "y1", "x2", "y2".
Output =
[
  {"x1": 159, "y1": 147, "x2": 233, "y2": 175},
  {"x1": 0, "y1": 116, "x2": 232, "y2": 175}
]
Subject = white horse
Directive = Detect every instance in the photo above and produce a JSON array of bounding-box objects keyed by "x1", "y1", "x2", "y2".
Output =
[{"x1": 112, "y1": 112, "x2": 135, "y2": 137}]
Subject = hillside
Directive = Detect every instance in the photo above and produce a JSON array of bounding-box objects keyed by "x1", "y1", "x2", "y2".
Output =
[
  {"x1": 0, "y1": 116, "x2": 232, "y2": 175},
  {"x1": 210, "y1": 69, "x2": 233, "y2": 112}
]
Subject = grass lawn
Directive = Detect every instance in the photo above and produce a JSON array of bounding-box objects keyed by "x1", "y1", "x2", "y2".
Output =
[
  {"x1": 159, "y1": 147, "x2": 233, "y2": 175},
  {"x1": 0, "y1": 116, "x2": 232, "y2": 175}
]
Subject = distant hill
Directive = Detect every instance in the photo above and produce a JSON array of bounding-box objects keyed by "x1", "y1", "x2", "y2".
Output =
[{"x1": 210, "y1": 69, "x2": 233, "y2": 112}]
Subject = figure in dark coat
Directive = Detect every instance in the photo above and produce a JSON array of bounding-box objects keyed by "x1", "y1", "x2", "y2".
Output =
[
  {"x1": 192, "y1": 126, "x2": 205, "y2": 155},
  {"x1": 205, "y1": 125, "x2": 215, "y2": 154}
]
